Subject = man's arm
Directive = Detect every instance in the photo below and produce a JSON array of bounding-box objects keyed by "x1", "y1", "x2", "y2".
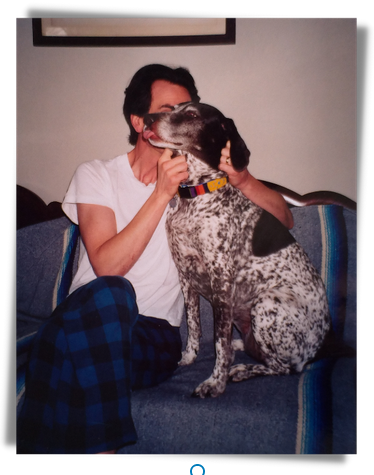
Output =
[
  {"x1": 78, "y1": 149, "x2": 188, "y2": 277},
  {"x1": 219, "y1": 141, "x2": 294, "y2": 229}
]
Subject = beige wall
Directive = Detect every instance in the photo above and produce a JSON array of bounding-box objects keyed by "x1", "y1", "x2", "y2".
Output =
[{"x1": 17, "y1": 18, "x2": 356, "y2": 204}]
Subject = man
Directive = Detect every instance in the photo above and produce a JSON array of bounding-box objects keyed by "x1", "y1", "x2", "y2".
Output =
[{"x1": 17, "y1": 64, "x2": 292, "y2": 454}]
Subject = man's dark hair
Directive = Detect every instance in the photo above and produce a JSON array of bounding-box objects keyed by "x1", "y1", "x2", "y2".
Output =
[{"x1": 123, "y1": 64, "x2": 200, "y2": 145}]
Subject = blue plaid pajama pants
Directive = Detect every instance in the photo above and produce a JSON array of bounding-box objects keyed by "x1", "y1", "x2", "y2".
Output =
[{"x1": 17, "y1": 276, "x2": 182, "y2": 454}]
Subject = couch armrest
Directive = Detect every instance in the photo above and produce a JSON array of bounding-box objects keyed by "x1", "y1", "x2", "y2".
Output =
[
  {"x1": 17, "y1": 185, "x2": 65, "y2": 229},
  {"x1": 260, "y1": 180, "x2": 356, "y2": 210}
]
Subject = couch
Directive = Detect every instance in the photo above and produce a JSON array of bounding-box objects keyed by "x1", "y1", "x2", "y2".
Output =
[{"x1": 16, "y1": 183, "x2": 356, "y2": 454}]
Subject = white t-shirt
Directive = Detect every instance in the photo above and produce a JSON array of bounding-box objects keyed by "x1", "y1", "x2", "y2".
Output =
[{"x1": 62, "y1": 154, "x2": 184, "y2": 327}]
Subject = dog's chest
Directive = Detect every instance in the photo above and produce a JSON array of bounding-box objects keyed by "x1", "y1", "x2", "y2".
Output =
[{"x1": 166, "y1": 188, "x2": 259, "y2": 271}]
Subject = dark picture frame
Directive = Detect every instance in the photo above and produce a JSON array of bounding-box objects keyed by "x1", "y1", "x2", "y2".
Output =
[{"x1": 32, "y1": 18, "x2": 236, "y2": 47}]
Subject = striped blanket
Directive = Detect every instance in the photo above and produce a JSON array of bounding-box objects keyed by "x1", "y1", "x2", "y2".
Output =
[{"x1": 295, "y1": 205, "x2": 351, "y2": 453}]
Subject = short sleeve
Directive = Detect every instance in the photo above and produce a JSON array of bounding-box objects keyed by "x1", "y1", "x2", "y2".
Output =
[{"x1": 62, "y1": 160, "x2": 114, "y2": 224}]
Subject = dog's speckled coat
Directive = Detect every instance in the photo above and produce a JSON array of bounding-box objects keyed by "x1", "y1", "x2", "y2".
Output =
[{"x1": 144, "y1": 102, "x2": 330, "y2": 398}]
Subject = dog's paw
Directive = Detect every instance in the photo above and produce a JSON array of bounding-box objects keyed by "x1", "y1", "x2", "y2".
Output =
[
  {"x1": 192, "y1": 376, "x2": 227, "y2": 398},
  {"x1": 229, "y1": 363, "x2": 286, "y2": 381},
  {"x1": 228, "y1": 364, "x2": 248, "y2": 382},
  {"x1": 178, "y1": 349, "x2": 197, "y2": 366}
]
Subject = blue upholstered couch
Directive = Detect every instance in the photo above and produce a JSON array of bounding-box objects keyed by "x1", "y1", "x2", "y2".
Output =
[{"x1": 16, "y1": 185, "x2": 356, "y2": 454}]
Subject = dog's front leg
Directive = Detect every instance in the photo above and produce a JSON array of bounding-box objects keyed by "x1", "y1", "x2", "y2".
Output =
[
  {"x1": 179, "y1": 281, "x2": 201, "y2": 366},
  {"x1": 192, "y1": 300, "x2": 234, "y2": 398}
]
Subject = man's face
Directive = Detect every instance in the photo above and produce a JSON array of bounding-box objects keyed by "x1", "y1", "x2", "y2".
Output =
[
  {"x1": 134, "y1": 79, "x2": 192, "y2": 149},
  {"x1": 148, "y1": 79, "x2": 192, "y2": 115}
]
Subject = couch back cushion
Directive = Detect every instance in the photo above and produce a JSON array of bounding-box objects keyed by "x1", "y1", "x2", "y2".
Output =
[{"x1": 17, "y1": 217, "x2": 79, "y2": 338}]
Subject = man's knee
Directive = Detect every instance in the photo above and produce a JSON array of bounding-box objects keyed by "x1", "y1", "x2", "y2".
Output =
[
  {"x1": 90, "y1": 276, "x2": 137, "y2": 309},
  {"x1": 94, "y1": 275, "x2": 135, "y2": 296}
]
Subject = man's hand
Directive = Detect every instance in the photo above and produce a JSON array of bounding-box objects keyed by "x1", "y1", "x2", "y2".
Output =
[
  {"x1": 218, "y1": 141, "x2": 251, "y2": 190},
  {"x1": 156, "y1": 149, "x2": 189, "y2": 200},
  {"x1": 218, "y1": 141, "x2": 293, "y2": 229}
]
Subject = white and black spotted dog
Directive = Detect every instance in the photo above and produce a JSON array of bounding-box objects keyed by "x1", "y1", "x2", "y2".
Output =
[{"x1": 143, "y1": 102, "x2": 331, "y2": 398}]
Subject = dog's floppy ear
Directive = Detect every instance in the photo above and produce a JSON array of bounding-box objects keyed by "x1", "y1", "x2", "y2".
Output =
[{"x1": 222, "y1": 118, "x2": 250, "y2": 171}]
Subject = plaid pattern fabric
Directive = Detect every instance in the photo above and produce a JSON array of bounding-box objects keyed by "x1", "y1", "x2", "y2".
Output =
[{"x1": 17, "y1": 276, "x2": 181, "y2": 454}]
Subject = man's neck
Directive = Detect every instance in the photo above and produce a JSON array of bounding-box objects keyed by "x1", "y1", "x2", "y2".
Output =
[{"x1": 128, "y1": 138, "x2": 163, "y2": 185}]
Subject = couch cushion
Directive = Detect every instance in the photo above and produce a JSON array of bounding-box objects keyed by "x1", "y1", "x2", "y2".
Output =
[{"x1": 17, "y1": 217, "x2": 79, "y2": 339}]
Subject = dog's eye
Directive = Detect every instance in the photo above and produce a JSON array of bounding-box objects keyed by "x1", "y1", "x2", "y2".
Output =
[{"x1": 185, "y1": 110, "x2": 198, "y2": 119}]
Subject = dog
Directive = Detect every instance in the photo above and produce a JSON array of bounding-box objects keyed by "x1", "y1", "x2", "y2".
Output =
[{"x1": 143, "y1": 101, "x2": 331, "y2": 398}]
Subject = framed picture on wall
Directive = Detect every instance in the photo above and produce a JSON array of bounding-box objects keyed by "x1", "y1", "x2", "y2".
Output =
[{"x1": 32, "y1": 18, "x2": 236, "y2": 47}]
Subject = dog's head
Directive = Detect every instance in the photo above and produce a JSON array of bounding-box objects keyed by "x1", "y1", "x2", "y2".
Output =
[{"x1": 143, "y1": 102, "x2": 250, "y2": 171}]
